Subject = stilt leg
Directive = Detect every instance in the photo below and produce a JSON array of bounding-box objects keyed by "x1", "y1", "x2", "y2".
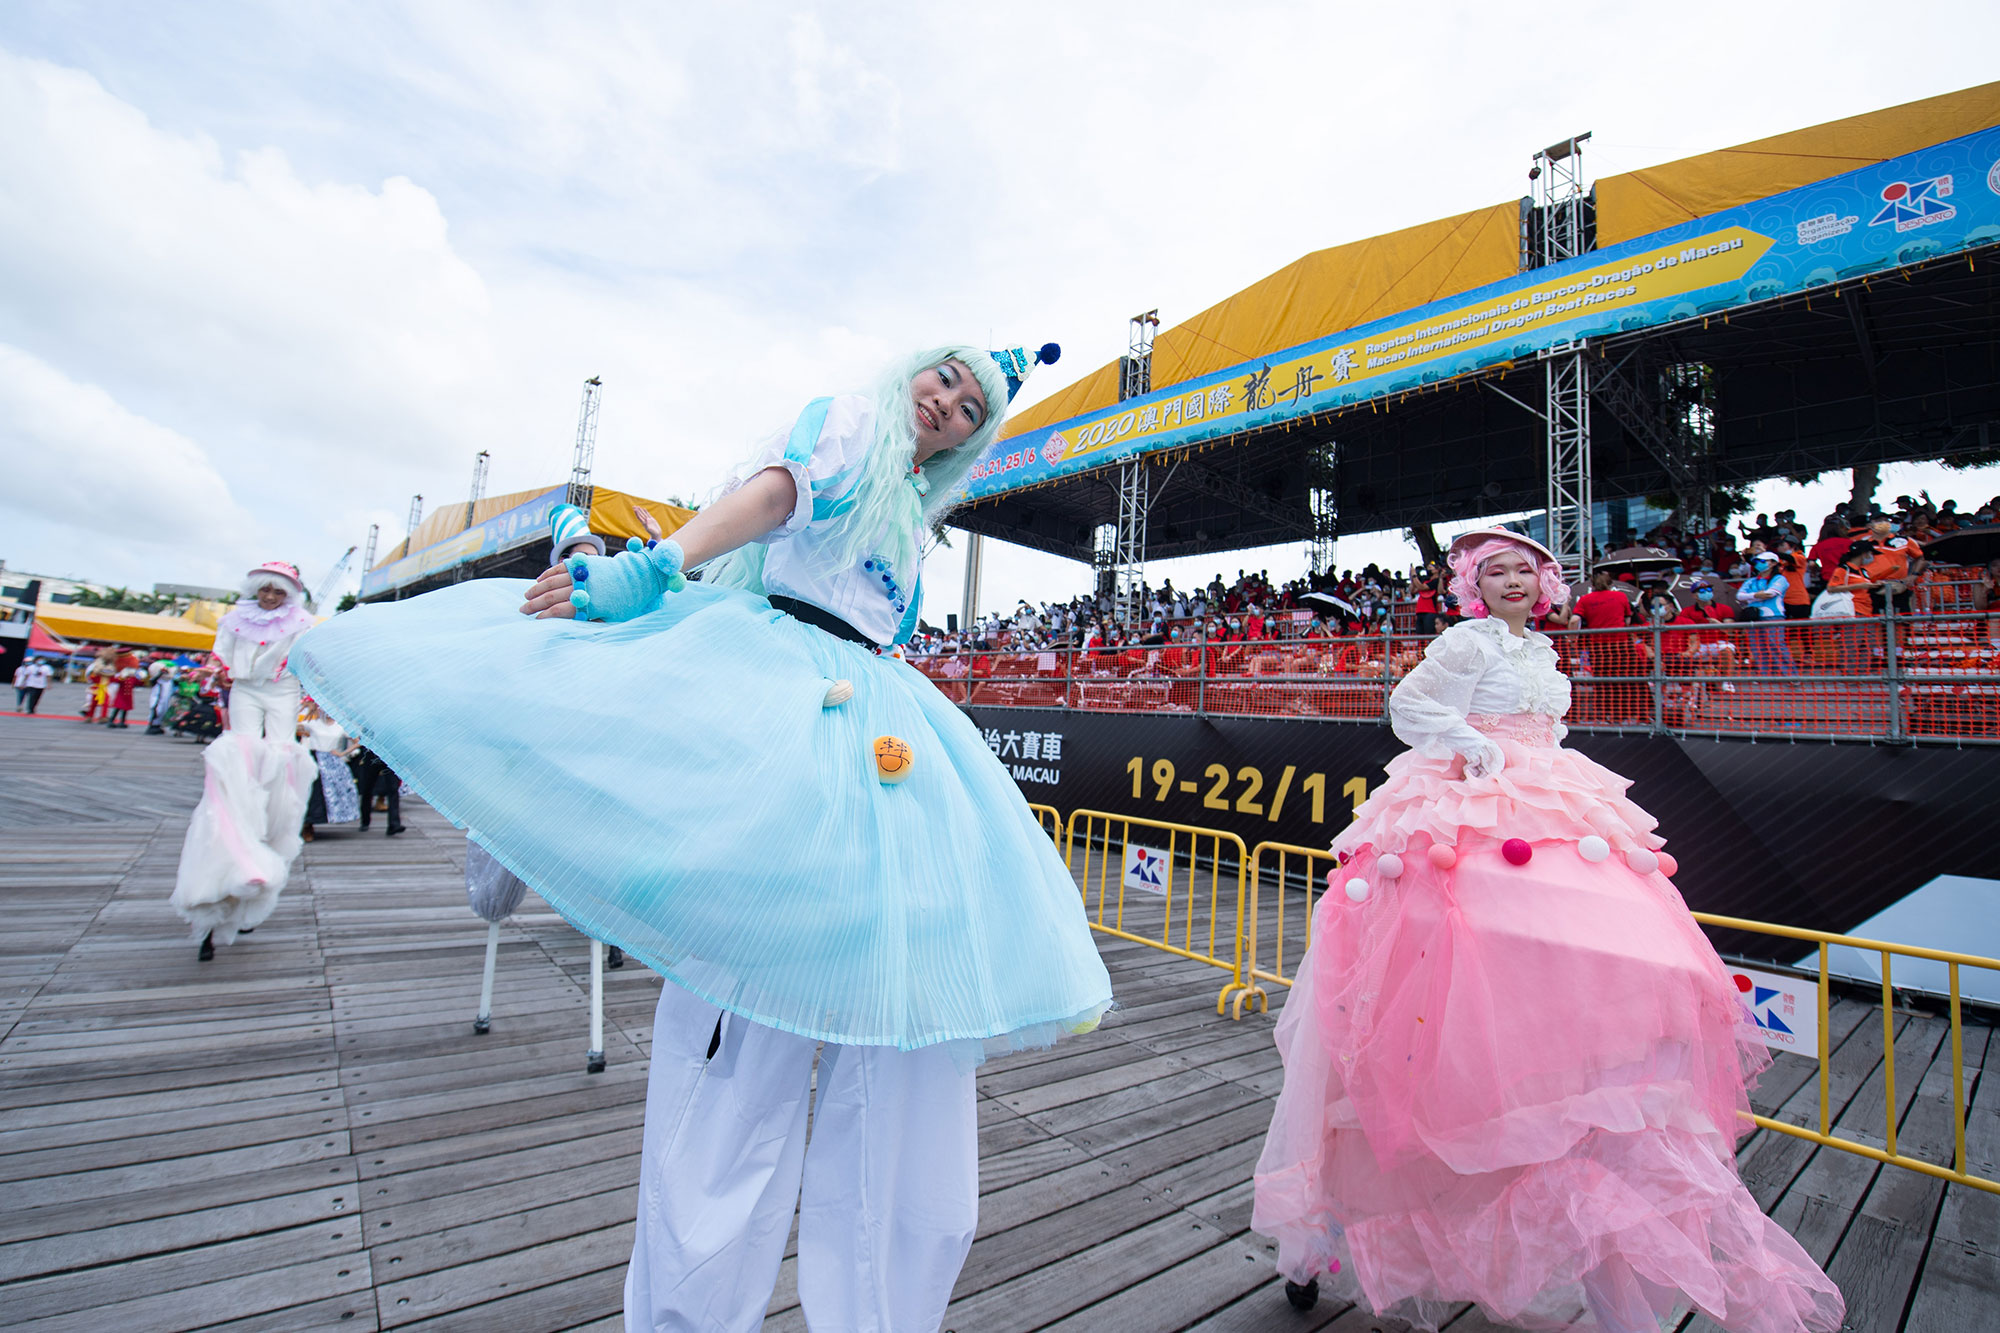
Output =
[
  {"x1": 474, "y1": 920, "x2": 499, "y2": 1034},
  {"x1": 586, "y1": 937, "x2": 606, "y2": 1073}
]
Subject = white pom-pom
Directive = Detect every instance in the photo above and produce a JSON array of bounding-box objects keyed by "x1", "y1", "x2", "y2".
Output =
[
  {"x1": 1625, "y1": 849, "x2": 1659, "y2": 875},
  {"x1": 1375, "y1": 853, "x2": 1404, "y2": 881},
  {"x1": 1577, "y1": 835, "x2": 1611, "y2": 863},
  {"x1": 823, "y1": 679, "x2": 854, "y2": 707},
  {"x1": 1344, "y1": 878, "x2": 1370, "y2": 903}
]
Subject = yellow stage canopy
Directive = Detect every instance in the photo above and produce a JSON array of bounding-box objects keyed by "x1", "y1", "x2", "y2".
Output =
[
  {"x1": 34, "y1": 604, "x2": 219, "y2": 652},
  {"x1": 1002, "y1": 80, "x2": 2000, "y2": 443},
  {"x1": 376, "y1": 485, "x2": 696, "y2": 570}
]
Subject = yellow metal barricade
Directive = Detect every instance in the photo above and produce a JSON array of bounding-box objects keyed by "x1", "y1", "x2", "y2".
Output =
[
  {"x1": 1026, "y1": 803, "x2": 1062, "y2": 844},
  {"x1": 1691, "y1": 913, "x2": 2000, "y2": 1196},
  {"x1": 1232, "y1": 840, "x2": 1340, "y2": 1018},
  {"x1": 1062, "y1": 809, "x2": 1252, "y2": 1016}
]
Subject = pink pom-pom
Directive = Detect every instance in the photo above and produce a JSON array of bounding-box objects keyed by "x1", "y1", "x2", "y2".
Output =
[
  {"x1": 1657, "y1": 852, "x2": 1678, "y2": 878},
  {"x1": 1326, "y1": 868, "x2": 1339, "y2": 892},
  {"x1": 1427, "y1": 843, "x2": 1458, "y2": 870},
  {"x1": 1502, "y1": 838, "x2": 1533, "y2": 865},
  {"x1": 1624, "y1": 848, "x2": 1659, "y2": 876}
]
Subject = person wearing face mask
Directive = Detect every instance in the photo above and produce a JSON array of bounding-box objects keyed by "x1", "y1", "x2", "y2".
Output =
[
  {"x1": 169, "y1": 562, "x2": 321, "y2": 963},
  {"x1": 290, "y1": 344, "x2": 1110, "y2": 1332},
  {"x1": 1668, "y1": 580, "x2": 1739, "y2": 687},
  {"x1": 1253, "y1": 530, "x2": 1843, "y2": 1333},
  {"x1": 1736, "y1": 552, "x2": 1796, "y2": 674}
]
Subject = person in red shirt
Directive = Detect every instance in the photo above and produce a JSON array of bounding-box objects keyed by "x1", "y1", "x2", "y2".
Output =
[
  {"x1": 1574, "y1": 571, "x2": 1647, "y2": 723},
  {"x1": 1665, "y1": 582, "x2": 1738, "y2": 685}
]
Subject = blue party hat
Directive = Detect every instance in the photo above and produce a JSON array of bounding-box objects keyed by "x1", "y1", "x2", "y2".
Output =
[{"x1": 990, "y1": 343, "x2": 1060, "y2": 402}]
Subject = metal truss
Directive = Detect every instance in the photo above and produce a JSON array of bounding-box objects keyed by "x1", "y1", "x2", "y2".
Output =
[
  {"x1": 361, "y1": 523, "x2": 379, "y2": 577},
  {"x1": 1121, "y1": 310, "x2": 1159, "y2": 402},
  {"x1": 1543, "y1": 343, "x2": 1592, "y2": 581},
  {"x1": 1113, "y1": 459, "x2": 1150, "y2": 623},
  {"x1": 567, "y1": 376, "x2": 603, "y2": 511}
]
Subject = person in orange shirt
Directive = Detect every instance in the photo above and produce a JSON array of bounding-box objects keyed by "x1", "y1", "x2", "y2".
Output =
[
  {"x1": 1826, "y1": 545, "x2": 1880, "y2": 674},
  {"x1": 1862, "y1": 521, "x2": 1924, "y2": 616},
  {"x1": 1776, "y1": 538, "x2": 1813, "y2": 620}
]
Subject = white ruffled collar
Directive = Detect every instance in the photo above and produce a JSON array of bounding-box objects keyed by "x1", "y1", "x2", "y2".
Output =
[{"x1": 1462, "y1": 614, "x2": 1550, "y2": 655}]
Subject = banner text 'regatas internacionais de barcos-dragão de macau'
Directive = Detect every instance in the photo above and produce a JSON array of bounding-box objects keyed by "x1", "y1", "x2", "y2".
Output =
[{"x1": 958, "y1": 125, "x2": 2000, "y2": 500}]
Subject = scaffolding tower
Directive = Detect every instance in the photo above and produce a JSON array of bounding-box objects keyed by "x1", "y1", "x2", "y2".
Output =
[
  {"x1": 1108, "y1": 310, "x2": 1162, "y2": 622},
  {"x1": 567, "y1": 377, "x2": 603, "y2": 511},
  {"x1": 361, "y1": 523, "x2": 379, "y2": 578},
  {"x1": 465, "y1": 450, "x2": 491, "y2": 532},
  {"x1": 403, "y1": 494, "x2": 424, "y2": 560},
  {"x1": 1532, "y1": 134, "x2": 1595, "y2": 580}
]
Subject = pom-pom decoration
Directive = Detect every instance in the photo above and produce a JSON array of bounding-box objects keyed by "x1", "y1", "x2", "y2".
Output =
[
  {"x1": 822, "y1": 679, "x2": 854, "y2": 707},
  {"x1": 1375, "y1": 853, "x2": 1404, "y2": 881},
  {"x1": 1325, "y1": 868, "x2": 1340, "y2": 893},
  {"x1": 1577, "y1": 835, "x2": 1611, "y2": 863},
  {"x1": 873, "y1": 736, "x2": 915, "y2": 784},
  {"x1": 1427, "y1": 844, "x2": 1458, "y2": 870},
  {"x1": 1068, "y1": 1012, "x2": 1103, "y2": 1035},
  {"x1": 627, "y1": 537, "x2": 645, "y2": 552},
  {"x1": 1625, "y1": 848, "x2": 1659, "y2": 876},
  {"x1": 568, "y1": 589, "x2": 591, "y2": 613},
  {"x1": 1502, "y1": 838, "x2": 1533, "y2": 866},
  {"x1": 1038, "y1": 342, "x2": 1062, "y2": 366},
  {"x1": 1344, "y1": 878, "x2": 1370, "y2": 903},
  {"x1": 1656, "y1": 852, "x2": 1679, "y2": 878},
  {"x1": 569, "y1": 560, "x2": 590, "y2": 582}
]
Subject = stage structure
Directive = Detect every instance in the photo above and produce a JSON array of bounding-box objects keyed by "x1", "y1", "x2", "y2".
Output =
[{"x1": 951, "y1": 84, "x2": 2000, "y2": 593}]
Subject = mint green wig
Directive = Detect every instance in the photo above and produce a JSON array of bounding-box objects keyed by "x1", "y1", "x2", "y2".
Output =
[{"x1": 705, "y1": 346, "x2": 1011, "y2": 596}]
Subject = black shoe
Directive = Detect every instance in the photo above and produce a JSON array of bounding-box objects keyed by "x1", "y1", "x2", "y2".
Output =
[
  {"x1": 1284, "y1": 1278, "x2": 1319, "y2": 1311},
  {"x1": 198, "y1": 933, "x2": 214, "y2": 962},
  {"x1": 145, "y1": 725, "x2": 164, "y2": 735},
  {"x1": 607, "y1": 946, "x2": 625, "y2": 969},
  {"x1": 386, "y1": 824, "x2": 406, "y2": 836},
  {"x1": 238, "y1": 928, "x2": 253, "y2": 935}
]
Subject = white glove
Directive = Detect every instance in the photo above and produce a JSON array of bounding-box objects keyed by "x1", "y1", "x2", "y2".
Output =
[{"x1": 1462, "y1": 742, "x2": 1506, "y2": 780}]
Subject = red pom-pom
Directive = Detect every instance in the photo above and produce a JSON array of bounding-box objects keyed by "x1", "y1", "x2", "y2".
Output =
[
  {"x1": 1502, "y1": 838, "x2": 1533, "y2": 865},
  {"x1": 1656, "y1": 852, "x2": 1678, "y2": 878}
]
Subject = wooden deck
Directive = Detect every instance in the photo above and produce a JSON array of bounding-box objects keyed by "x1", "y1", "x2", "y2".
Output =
[{"x1": 1, "y1": 702, "x2": 1994, "y2": 1331}]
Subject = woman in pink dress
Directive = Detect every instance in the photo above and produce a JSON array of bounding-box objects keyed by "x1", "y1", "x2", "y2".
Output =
[{"x1": 1252, "y1": 529, "x2": 1842, "y2": 1333}]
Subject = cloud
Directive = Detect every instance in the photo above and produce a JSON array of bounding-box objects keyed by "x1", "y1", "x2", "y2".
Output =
[
  {"x1": 0, "y1": 50, "x2": 498, "y2": 479},
  {"x1": 0, "y1": 342, "x2": 251, "y2": 550}
]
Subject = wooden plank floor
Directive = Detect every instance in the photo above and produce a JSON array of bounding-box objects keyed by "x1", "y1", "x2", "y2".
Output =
[{"x1": 1, "y1": 705, "x2": 1994, "y2": 1330}]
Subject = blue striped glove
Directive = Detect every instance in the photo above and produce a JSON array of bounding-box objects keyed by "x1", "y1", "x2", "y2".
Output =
[{"x1": 566, "y1": 540, "x2": 687, "y2": 622}]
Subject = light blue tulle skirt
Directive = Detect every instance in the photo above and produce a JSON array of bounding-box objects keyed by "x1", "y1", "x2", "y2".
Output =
[{"x1": 290, "y1": 580, "x2": 1111, "y2": 1055}]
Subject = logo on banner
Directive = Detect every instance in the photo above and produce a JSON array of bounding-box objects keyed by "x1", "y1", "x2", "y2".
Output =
[
  {"x1": 1123, "y1": 844, "x2": 1169, "y2": 895},
  {"x1": 1869, "y1": 176, "x2": 1956, "y2": 232},
  {"x1": 1732, "y1": 967, "x2": 1818, "y2": 1054},
  {"x1": 1989, "y1": 159, "x2": 2000, "y2": 197},
  {"x1": 1042, "y1": 433, "x2": 1068, "y2": 467}
]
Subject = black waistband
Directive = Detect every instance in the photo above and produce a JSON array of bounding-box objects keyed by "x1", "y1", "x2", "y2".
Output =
[{"x1": 768, "y1": 595, "x2": 876, "y2": 648}]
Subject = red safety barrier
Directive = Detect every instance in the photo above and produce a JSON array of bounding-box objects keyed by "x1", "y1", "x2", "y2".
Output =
[{"x1": 911, "y1": 610, "x2": 2000, "y2": 744}]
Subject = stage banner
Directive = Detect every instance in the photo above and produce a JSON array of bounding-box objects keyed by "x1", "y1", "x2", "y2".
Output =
[
  {"x1": 961, "y1": 124, "x2": 2000, "y2": 502},
  {"x1": 361, "y1": 487, "x2": 566, "y2": 599},
  {"x1": 964, "y1": 707, "x2": 2000, "y2": 965}
]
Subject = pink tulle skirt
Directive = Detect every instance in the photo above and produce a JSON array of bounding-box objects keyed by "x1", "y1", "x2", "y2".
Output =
[{"x1": 1252, "y1": 715, "x2": 1843, "y2": 1332}]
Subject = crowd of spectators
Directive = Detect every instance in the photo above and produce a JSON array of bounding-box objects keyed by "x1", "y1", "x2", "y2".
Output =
[{"x1": 907, "y1": 492, "x2": 2000, "y2": 681}]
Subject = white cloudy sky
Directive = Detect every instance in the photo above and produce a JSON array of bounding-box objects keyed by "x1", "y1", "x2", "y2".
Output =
[{"x1": 2, "y1": 2, "x2": 1996, "y2": 609}]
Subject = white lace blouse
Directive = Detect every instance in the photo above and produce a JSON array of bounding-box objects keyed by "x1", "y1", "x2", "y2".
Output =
[{"x1": 1387, "y1": 618, "x2": 1572, "y2": 763}]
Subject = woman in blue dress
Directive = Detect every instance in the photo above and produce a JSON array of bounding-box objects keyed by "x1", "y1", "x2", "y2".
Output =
[{"x1": 290, "y1": 342, "x2": 1109, "y2": 1332}]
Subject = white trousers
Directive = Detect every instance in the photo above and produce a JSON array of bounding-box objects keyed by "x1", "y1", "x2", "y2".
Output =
[
  {"x1": 230, "y1": 677, "x2": 302, "y2": 741},
  {"x1": 624, "y1": 982, "x2": 979, "y2": 1333}
]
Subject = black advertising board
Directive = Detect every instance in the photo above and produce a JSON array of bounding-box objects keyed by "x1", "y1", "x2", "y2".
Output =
[{"x1": 965, "y1": 707, "x2": 2000, "y2": 962}]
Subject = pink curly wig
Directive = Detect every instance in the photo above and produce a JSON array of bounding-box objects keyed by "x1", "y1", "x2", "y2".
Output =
[{"x1": 1447, "y1": 537, "x2": 1569, "y2": 618}]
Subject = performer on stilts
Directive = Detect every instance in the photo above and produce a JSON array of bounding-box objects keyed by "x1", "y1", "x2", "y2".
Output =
[
  {"x1": 170, "y1": 561, "x2": 320, "y2": 962},
  {"x1": 290, "y1": 342, "x2": 1110, "y2": 1332},
  {"x1": 1253, "y1": 529, "x2": 1844, "y2": 1333}
]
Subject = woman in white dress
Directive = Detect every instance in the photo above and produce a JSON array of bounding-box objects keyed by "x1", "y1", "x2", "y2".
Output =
[{"x1": 170, "y1": 561, "x2": 320, "y2": 961}]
